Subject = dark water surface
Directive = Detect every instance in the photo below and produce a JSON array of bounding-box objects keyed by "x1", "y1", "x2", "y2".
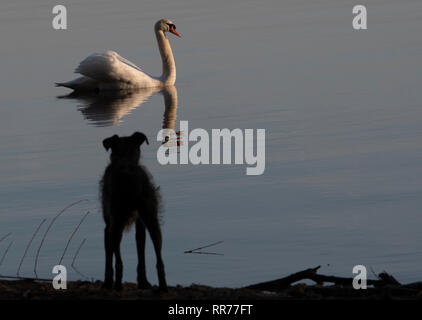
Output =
[{"x1": 0, "y1": 0, "x2": 421, "y2": 287}]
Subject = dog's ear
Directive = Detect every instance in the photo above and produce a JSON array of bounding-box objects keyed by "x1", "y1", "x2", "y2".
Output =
[
  {"x1": 131, "y1": 132, "x2": 149, "y2": 146},
  {"x1": 103, "y1": 135, "x2": 119, "y2": 151}
]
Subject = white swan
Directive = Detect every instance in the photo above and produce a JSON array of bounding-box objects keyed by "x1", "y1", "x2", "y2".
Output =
[{"x1": 56, "y1": 19, "x2": 180, "y2": 91}]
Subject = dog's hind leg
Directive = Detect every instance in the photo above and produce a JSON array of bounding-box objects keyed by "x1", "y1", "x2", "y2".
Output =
[
  {"x1": 103, "y1": 224, "x2": 114, "y2": 289},
  {"x1": 111, "y1": 224, "x2": 124, "y2": 291},
  {"x1": 144, "y1": 214, "x2": 167, "y2": 292},
  {"x1": 136, "y1": 218, "x2": 152, "y2": 289}
]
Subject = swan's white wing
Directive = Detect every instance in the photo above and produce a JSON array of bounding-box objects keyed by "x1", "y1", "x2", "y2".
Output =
[
  {"x1": 75, "y1": 51, "x2": 155, "y2": 87},
  {"x1": 113, "y1": 53, "x2": 143, "y2": 73}
]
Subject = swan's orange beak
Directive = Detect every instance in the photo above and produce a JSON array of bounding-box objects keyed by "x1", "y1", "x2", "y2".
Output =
[{"x1": 170, "y1": 26, "x2": 181, "y2": 38}]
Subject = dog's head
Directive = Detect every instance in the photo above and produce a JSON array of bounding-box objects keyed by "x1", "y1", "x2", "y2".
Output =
[{"x1": 103, "y1": 132, "x2": 149, "y2": 164}]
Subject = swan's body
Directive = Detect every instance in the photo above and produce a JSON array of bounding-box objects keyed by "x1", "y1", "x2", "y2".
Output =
[{"x1": 56, "y1": 19, "x2": 180, "y2": 91}]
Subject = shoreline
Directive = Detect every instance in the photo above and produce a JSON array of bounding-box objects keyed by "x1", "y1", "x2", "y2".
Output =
[{"x1": 1, "y1": 267, "x2": 421, "y2": 300}]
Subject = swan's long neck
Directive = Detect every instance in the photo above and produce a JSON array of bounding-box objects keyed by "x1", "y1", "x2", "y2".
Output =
[
  {"x1": 155, "y1": 29, "x2": 176, "y2": 85},
  {"x1": 162, "y1": 86, "x2": 178, "y2": 130}
]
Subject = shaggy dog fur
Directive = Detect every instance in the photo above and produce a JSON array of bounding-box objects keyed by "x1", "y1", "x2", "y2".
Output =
[{"x1": 100, "y1": 132, "x2": 167, "y2": 291}]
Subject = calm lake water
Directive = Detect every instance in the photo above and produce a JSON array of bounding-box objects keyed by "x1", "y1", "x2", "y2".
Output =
[{"x1": 0, "y1": 0, "x2": 421, "y2": 287}]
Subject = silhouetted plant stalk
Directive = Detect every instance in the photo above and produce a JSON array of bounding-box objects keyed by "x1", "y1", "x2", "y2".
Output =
[
  {"x1": 0, "y1": 241, "x2": 14, "y2": 266},
  {"x1": 34, "y1": 199, "x2": 88, "y2": 278},
  {"x1": 184, "y1": 240, "x2": 224, "y2": 255},
  {"x1": 0, "y1": 233, "x2": 12, "y2": 243},
  {"x1": 0, "y1": 274, "x2": 51, "y2": 282},
  {"x1": 16, "y1": 219, "x2": 47, "y2": 277},
  {"x1": 71, "y1": 238, "x2": 89, "y2": 279},
  {"x1": 187, "y1": 251, "x2": 223, "y2": 256},
  {"x1": 58, "y1": 211, "x2": 90, "y2": 265}
]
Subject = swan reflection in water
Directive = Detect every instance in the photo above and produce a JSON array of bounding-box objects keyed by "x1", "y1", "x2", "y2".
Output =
[{"x1": 58, "y1": 86, "x2": 178, "y2": 132}]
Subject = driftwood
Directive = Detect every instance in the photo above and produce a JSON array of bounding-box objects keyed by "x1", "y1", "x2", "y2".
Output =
[
  {"x1": 378, "y1": 271, "x2": 400, "y2": 286},
  {"x1": 245, "y1": 266, "x2": 403, "y2": 291}
]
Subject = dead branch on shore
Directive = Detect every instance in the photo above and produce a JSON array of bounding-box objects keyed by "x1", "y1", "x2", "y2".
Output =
[
  {"x1": 378, "y1": 271, "x2": 401, "y2": 286},
  {"x1": 245, "y1": 266, "x2": 402, "y2": 291}
]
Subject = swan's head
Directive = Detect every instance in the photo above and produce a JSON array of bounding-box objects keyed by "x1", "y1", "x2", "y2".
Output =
[{"x1": 155, "y1": 19, "x2": 181, "y2": 38}]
